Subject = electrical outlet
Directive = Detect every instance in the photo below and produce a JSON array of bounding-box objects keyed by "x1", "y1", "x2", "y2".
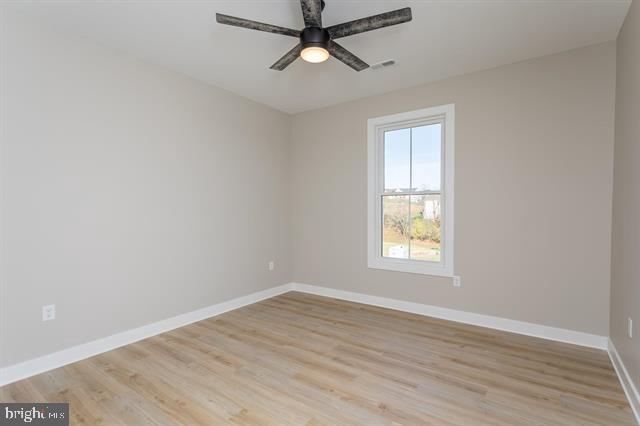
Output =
[
  {"x1": 453, "y1": 276, "x2": 461, "y2": 287},
  {"x1": 629, "y1": 318, "x2": 633, "y2": 339},
  {"x1": 42, "y1": 304, "x2": 55, "y2": 321},
  {"x1": 268, "y1": 261, "x2": 274, "y2": 271}
]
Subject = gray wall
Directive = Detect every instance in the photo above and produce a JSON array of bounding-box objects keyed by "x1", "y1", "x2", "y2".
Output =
[
  {"x1": 611, "y1": 0, "x2": 640, "y2": 393},
  {"x1": 0, "y1": 14, "x2": 291, "y2": 367},
  {"x1": 290, "y1": 42, "x2": 616, "y2": 336}
]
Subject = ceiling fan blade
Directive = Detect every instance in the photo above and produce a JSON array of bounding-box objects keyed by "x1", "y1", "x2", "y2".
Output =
[
  {"x1": 328, "y1": 42, "x2": 369, "y2": 71},
  {"x1": 326, "y1": 7, "x2": 412, "y2": 39},
  {"x1": 216, "y1": 13, "x2": 299, "y2": 37},
  {"x1": 300, "y1": 0, "x2": 322, "y2": 28},
  {"x1": 270, "y1": 44, "x2": 302, "y2": 71}
]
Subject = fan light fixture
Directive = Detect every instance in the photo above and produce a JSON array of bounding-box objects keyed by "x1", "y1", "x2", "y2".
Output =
[
  {"x1": 301, "y1": 46, "x2": 329, "y2": 63},
  {"x1": 299, "y1": 27, "x2": 331, "y2": 64}
]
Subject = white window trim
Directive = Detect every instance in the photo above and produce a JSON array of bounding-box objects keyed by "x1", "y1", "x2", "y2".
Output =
[{"x1": 367, "y1": 104, "x2": 455, "y2": 277}]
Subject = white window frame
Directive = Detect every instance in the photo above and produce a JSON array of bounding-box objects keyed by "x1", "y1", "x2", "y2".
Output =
[{"x1": 367, "y1": 104, "x2": 455, "y2": 277}]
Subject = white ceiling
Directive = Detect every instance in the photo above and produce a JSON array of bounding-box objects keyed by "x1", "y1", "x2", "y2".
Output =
[{"x1": 7, "y1": 0, "x2": 631, "y2": 114}]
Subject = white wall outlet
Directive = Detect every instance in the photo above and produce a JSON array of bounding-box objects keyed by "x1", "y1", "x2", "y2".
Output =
[
  {"x1": 268, "y1": 261, "x2": 274, "y2": 271},
  {"x1": 453, "y1": 276, "x2": 461, "y2": 287},
  {"x1": 628, "y1": 317, "x2": 633, "y2": 339},
  {"x1": 42, "y1": 304, "x2": 55, "y2": 321}
]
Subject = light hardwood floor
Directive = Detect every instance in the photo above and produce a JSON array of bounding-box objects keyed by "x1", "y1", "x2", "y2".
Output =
[{"x1": 1, "y1": 292, "x2": 636, "y2": 425}]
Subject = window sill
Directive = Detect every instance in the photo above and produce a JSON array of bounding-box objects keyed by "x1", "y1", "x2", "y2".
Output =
[{"x1": 368, "y1": 257, "x2": 453, "y2": 277}]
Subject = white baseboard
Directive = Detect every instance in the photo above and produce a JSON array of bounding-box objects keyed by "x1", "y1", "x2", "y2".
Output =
[
  {"x1": 0, "y1": 284, "x2": 292, "y2": 387},
  {"x1": 608, "y1": 339, "x2": 640, "y2": 424},
  {"x1": 291, "y1": 282, "x2": 609, "y2": 350},
  {"x1": 0, "y1": 282, "x2": 614, "y2": 390}
]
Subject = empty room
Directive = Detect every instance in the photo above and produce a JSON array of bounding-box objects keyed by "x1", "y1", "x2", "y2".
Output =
[{"x1": 0, "y1": 0, "x2": 639, "y2": 424}]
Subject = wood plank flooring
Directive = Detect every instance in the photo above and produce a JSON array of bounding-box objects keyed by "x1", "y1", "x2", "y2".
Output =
[{"x1": 1, "y1": 292, "x2": 636, "y2": 425}]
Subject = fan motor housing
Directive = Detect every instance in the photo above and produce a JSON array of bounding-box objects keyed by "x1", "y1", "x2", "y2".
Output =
[{"x1": 300, "y1": 27, "x2": 331, "y2": 50}]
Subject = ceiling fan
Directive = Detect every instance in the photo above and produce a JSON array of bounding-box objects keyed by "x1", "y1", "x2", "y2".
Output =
[{"x1": 216, "y1": 1, "x2": 412, "y2": 72}]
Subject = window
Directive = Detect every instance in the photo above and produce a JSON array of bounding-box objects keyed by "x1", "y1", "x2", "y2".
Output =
[{"x1": 367, "y1": 104, "x2": 454, "y2": 276}]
